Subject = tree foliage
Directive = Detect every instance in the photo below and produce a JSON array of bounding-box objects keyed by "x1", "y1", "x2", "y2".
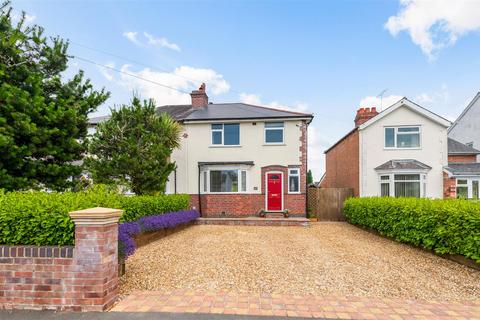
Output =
[
  {"x1": 86, "y1": 96, "x2": 181, "y2": 195},
  {"x1": 0, "y1": 1, "x2": 109, "y2": 191},
  {"x1": 307, "y1": 170, "x2": 314, "y2": 184}
]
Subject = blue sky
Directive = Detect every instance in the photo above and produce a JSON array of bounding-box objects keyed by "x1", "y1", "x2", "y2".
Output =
[{"x1": 12, "y1": 0, "x2": 480, "y2": 179}]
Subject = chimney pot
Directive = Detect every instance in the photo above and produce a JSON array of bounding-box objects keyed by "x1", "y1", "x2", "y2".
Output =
[
  {"x1": 190, "y1": 83, "x2": 208, "y2": 108},
  {"x1": 354, "y1": 105, "x2": 379, "y2": 127}
]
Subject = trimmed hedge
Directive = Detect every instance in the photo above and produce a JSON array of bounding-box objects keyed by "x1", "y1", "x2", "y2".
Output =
[
  {"x1": 344, "y1": 197, "x2": 480, "y2": 262},
  {"x1": 0, "y1": 186, "x2": 189, "y2": 246}
]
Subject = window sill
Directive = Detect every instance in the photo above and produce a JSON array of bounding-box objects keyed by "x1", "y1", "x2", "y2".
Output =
[
  {"x1": 383, "y1": 147, "x2": 422, "y2": 150},
  {"x1": 209, "y1": 145, "x2": 242, "y2": 148},
  {"x1": 263, "y1": 143, "x2": 286, "y2": 146}
]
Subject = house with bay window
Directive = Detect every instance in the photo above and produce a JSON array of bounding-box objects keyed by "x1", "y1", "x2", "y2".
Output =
[
  {"x1": 88, "y1": 83, "x2": 313, "y2": 217},
  {"x1": 321, "y1": 98, "x2": 460, "y2": 199}
]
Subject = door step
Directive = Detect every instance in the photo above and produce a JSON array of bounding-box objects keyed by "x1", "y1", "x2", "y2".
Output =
[{"x1": 264, "y1": 212, "x2": 286, "y2": 219}]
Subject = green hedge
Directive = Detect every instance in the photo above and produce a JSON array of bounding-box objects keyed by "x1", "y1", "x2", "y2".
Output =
[
  {"x1": 344, "y1": 197, "x2": 480, "y2": 262},
  {"x1": 0, "y1": 186, "x2": 189, "y2": 246}
]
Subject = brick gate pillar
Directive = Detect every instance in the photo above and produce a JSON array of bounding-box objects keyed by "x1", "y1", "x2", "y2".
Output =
[{"x1": 69, "y1": 207, "x2": 122, "y2": 311}]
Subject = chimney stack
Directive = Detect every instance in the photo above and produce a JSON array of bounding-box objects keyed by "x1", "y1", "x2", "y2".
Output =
[
  {"x1": 190, "y1": 83, "x2": 208, "y2": 108},
  {"x1": 354, "y1": 106, "x2": 378, "y2": 127}
]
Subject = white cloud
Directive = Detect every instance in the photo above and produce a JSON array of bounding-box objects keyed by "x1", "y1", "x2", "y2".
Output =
[
  {"x1": 415, "y1": 84, "x2": 450, "y2": 105},
  {"x1": 239, "y1": 92, "x2": 309, "y2": 113},
  {"x1": 11, "y1": 12, "x2": 36, "y2": 25},
  {"x1": 359, "y1": 94, "x2": 403, "y2": 111},
  {"x1": 308, "y1": 125, "x2": 331, "y2": 181},
  {"x1": 144, "y1": 32, "x2": 181, "y2": 52},
  {"x1": 104, "y1": 64, "x2": 230, "y2": 105},
  {"x1": 385, "y1": 0, "x2": 480, "y2": 60},
  {"x1": 122, "y1": 31, "x2": 142, "y2": 46},
  {"x1": 97, "y1": 62, "x2": 115, "y2": 81}
]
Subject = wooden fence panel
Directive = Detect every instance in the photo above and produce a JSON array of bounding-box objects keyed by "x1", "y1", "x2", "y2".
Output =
[{"x1": 308, "y1": 187, "x2": 353, "y2": 221}]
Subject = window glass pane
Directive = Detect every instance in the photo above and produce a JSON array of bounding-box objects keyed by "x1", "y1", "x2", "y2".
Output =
[
  {"x1": 211, "y1": 124, "x2": 222, "y2": 130},
  {"x1": 210, "y1": 171, "x2": 222, "y2": 192},
  {"x1": 456, "y1": 186, "x2": 468, "y2": 199},
  {"x1": 472, "y1": 181, "x2": 479, "y2": 199},
  {"x1": 396, "y1": 133, "x2": 420, "y2": 148},
  {"x1": 265, "y1": 122, "x2": 284, "y2": 128},
  {"x1": 380, "y1": 175, "x2": 390, "y2": 181},
  {"x1": 241, "y1": 171, "x2": 246, "y2": 192},
  {"x1": 224, "y1": 124, "x2": 240, "y2": 145},
  {"x1": 212, "y1": 131, "x2": 222, "y2": 145},
  {"x1": 395, "y1": 174, "x2": 420, "y2": 181},
  {"x1": 203, "y1": 172, "x2": 207, "y2": 192},
  {"x1": 290, "y1": 169, "x2": 299, "y2": 175},
  {"x1": 381, "y1": 183, "x2": 390, "y2": 196},
  {"x1": 395, "y1": 182, "x2": 420, "y2": 197},
  {"x1": 385, "y1": 128, "x2": 395, "y2": 147},
  {"x1": 289, "y1": 175, "x2": 299, "y2": 192},
  {"x1": 265, "y1": 129, "x2": 283, "y2": 143},
  {"x1": 221, "y1": 170, "x2": 238, "y2": 192},
  {"x1": 457, "y1": 179, "x2": 468, "y2": 185},
  {"x1": 398, "y1": 127, "x2": 419, "y2": 132}
]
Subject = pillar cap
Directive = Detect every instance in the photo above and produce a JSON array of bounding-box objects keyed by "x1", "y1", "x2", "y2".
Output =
[{"x1": 69, "y1": 207, "x2": 123, "y2": 225}]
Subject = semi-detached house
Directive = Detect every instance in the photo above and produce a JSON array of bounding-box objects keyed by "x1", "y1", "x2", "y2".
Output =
[{"x1": 90, "y1": 84, "x2": 313, "y2": 217}]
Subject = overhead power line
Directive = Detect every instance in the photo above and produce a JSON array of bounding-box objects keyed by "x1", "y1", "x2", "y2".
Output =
[{"x1": 73, "y1": 55, "x2": 190, "y2": 94}]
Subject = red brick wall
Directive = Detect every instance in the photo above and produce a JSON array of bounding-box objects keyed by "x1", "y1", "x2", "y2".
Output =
[
  {"x1": 443, "y1": 172, "x2": 456, "y2": 199},
  {"x1": 323, "y1": 130, "x2": 360, "y2": 196},
  {"x1": 448, "y1": 154, "x2": 477, "y2": 163},
  {"x1": 0, "y1": 222, "x2": 119, "y2": 311}
]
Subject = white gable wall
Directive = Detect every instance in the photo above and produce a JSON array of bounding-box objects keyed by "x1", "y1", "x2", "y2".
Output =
[
  {"x1": 448, "y1": 94, "x2": 480, "y2": 161},
  {"x1": 359, "y1": 106, "x2": 448, "y2": 198}
]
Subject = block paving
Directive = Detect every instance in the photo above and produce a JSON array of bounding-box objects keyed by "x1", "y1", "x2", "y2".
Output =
[{"x1": 111, "y1": 289, "x2": 480, "y2": 319}]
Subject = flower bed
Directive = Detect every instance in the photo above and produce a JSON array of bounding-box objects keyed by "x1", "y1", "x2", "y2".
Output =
[{"x1": 118, "y1": 210, "x2": 200, "y2": 258}]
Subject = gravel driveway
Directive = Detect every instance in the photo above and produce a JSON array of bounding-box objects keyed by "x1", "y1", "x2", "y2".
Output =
[{"x1": 120, "y1": 223, "x2": 480, "y2": 301}]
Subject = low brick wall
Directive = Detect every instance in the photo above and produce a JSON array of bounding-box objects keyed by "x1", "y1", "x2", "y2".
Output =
[{"x1": 0, "y1": 207, "x2": 122, "y2": 312}]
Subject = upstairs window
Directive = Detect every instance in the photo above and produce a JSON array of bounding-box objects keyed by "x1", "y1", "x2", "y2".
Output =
[
  {"x1": 385, "y1": 126, "x2": 420, "y2": 149},
  {"x1": 265, "y1": 122, "x2": 284, "y2": 144},
  {"x1": 211, "y1": 123, "x2": 240, "y2": 145}
]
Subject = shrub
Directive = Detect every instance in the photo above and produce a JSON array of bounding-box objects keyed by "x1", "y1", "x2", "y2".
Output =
[
  {"x1": 118, "y1": 210, "x2": 199, "y2": 258},
  {"x1": 344, "y1": 197, "x2": 480, "y2": 262},
  {"x1": 0, "y1": 186, "x2": 189, "y2": 246}
]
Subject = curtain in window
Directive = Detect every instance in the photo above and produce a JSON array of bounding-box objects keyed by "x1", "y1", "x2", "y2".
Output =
[
  {"x1": 381, "y1": 183, "x2": 390, "y2": 196},
  {"x1": 394, "y1": 174, "x2": 420, "y2": 197}
]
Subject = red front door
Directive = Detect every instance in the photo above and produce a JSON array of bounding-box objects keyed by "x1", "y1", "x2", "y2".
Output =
[{"x1": 267, "y1": 173, "x2": 283, "y2": 211}]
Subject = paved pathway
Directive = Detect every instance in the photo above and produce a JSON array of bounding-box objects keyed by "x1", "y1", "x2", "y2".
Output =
[{"x1": 111, "y1": 289, "x2": 480, "y2": 319}]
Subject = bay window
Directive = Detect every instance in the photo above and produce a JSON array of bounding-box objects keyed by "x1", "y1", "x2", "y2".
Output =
[
  {"x1": 385, "y1": 126, "x2": 421, "y2": 149},
  {"x1": 288, "y1": 168, "x2": 300, "y2": 193},
  {"x1": 203, "y1": 168, "x2": 247, "y2": 193},
  {"x1": 211, "y1": 123, "x2": 240, "y2": 146},
  {"x1": 379, "y1": 173, "x2": 425, "y2": 198}
]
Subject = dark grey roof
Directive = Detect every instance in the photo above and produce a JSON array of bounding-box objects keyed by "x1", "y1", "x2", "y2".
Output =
[
  {"x1": 375, "y1": 159, "x2": 432, "y2": 171},
  {"x1": 155, "y1": 105, "x2": 196, "y2": 120},
  {"x1": 88, "y1": 103, "x2": 312, "y2": 125},
  {"x1": 448, "y1": 138, "x2": 480, "y2": 155},
  {"x1": 183, "y1": 103, "x2": 312, "y2": 121},
  {"x1": 198, "y1": 161, "x2": 254, "y2": 166},
  {"x1": 444, "y1": 163, "x2": 480, "y2": 176},
  {"x1": 88, "y1": 115, "x2": 110, "y2": 125}
]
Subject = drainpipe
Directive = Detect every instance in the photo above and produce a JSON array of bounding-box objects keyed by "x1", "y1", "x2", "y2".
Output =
[
  {"x1": 197, "y1": 164, "x2": 203, "y2": 217},
  {"x1": 174, "y1": 169, "x2": 177, "y2": 194},
  {"x1": 304, "y1": 121, "x2": 309, "y2": 219}
]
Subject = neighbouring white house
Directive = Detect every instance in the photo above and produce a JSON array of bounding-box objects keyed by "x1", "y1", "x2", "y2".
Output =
[
  {"x1": 320, "y1": 97, "x2": 480, "y2": 199},
  {"x1": 448, "y1": 92, "x2": 480, "y2": 161},
  {"x1": 89, "y1": 84, "x2": 313, "y2": 217}
]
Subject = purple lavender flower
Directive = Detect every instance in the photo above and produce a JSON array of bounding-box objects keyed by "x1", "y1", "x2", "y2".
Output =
[{"x1": 118, "y1": 210, "x2": 199, "y2": 258}]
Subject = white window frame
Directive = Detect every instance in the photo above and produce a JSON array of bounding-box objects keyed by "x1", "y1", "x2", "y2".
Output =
[
  {"x1": 456, "y1": 178, "x2": 480, "y2": 199},
  {"x1": 384, "y1": 126, "x2": 422, "y2": 150},
  {"x1": 288, "y1": 168, "x2": 301, "y2": 194},
  {"x1": 201, "y1": 166, "x2": 249, "y2": 194},
  {"x1": 211, "y1": 123, "x2": 241, "y2": 146},
  {"x1": 264, "y1": 122, "x2": 284, "y2": 145},
  {"x1": 378, "y1": 172, "x2": 427, "y2": 198}
]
